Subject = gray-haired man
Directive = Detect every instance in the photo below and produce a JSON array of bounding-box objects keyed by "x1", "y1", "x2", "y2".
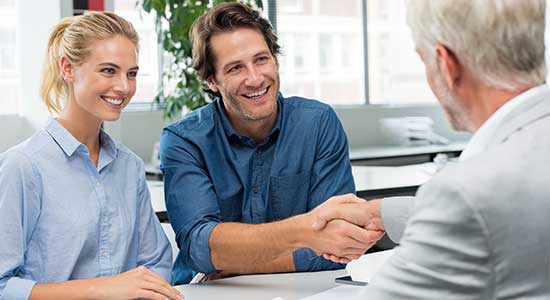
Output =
[{"x1": 312, "y1": 0, "x2": 550, "y2": 298}]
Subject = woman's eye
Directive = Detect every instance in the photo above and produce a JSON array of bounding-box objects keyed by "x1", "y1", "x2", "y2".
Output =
[
  {"x1": 128, "y1": 71, "x2": 138, "y2": 78},
  {"x1": 100, "y1": 67, "x2": 115, "y2": 74}
]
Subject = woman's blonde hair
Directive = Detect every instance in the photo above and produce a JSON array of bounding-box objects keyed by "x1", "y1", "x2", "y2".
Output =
[{"x1": 40, "y1": 11, "x2": 139, "y2": 114}]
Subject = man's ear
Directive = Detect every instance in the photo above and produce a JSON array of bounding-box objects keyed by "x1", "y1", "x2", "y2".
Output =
[
  {"x1": 206, "y1": 76, "x2": 219, "y2": 93},
  {"x1": 60, "y1": 56, "x2": 74, "y2": 83},
  {"x1": 435, "y1": 44, "x2": 461, "y2": 89}
]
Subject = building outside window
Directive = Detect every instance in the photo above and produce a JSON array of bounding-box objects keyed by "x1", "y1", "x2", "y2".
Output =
[{"x1": 276, "y1": 0, "x2": 436, "y2": 105}]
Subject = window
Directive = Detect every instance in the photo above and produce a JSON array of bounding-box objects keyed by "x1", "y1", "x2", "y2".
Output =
[
  {"x1": 365, "y1": 0, "x2": 435, "y2": 104},
  {"x1": 273, "y1": 0, "x2": 437, "y2": 105},
  {"x1": 276, "y1": 0, "x2": 365, "y2": 105},
  {"x1": 111, "y1": 0, "x2": 435, "y2": 107},
  {"x1": 114, "y1": 0, "x2": 159, "y2": 104},
  {"x1": 0, "y1": 0, "x2": 18, "y2": 115}
]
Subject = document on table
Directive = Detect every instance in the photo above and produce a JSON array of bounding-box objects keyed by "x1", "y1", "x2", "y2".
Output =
[
  {"x1": 300, "y1": 285, "x2": 366, "y2": 300},
  {"x1": 346, "y1": 249, "x2": 395, "y2": 283}
]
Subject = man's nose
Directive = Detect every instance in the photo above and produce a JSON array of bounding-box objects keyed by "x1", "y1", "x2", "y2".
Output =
[{"x1": 244, "y1": 66, "x2": 264, "y2": 87}]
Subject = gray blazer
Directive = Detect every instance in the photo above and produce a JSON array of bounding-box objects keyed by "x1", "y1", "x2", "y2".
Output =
[{"x1": 366, "y1": 89, "x2": 550, "y2": 299}]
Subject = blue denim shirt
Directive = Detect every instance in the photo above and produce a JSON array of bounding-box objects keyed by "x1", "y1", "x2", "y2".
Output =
[
  {"x1": 161, "y1": 94, "x2": 355, "y2": 284},
  {"x1": 0, "y1": 119, "x2": 172, "y2": 300}
]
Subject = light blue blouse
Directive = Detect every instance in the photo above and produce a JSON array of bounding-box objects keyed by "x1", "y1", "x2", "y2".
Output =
[{"x1": 0, "y1": 119, "x2": 171, "y2": 300}]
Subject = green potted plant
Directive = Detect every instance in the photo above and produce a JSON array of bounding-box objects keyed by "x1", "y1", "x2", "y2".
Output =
[{"x1": 142, "y1": 0, "x2": 264, "y2": 119}]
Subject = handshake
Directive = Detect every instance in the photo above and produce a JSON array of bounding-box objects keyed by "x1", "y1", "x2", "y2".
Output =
[{"x1": 302, "y1": 194, "x2": 386, "y2": 264}]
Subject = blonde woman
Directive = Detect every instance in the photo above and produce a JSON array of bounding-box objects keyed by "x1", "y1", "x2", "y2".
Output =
[{"x1": 0, "y1": 12, "x2": 183, "y2": 300}]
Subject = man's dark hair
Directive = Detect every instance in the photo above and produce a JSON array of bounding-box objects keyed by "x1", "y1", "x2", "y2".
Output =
[{"x1": 190, "y1": 2, "x2": 281, "y2": 97}]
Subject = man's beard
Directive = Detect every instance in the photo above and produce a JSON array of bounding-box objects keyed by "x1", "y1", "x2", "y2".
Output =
[
  {"x1": 223, "y1": 75, "x2": 280, "y2": 122},
  {"x1": 429, "y1": 62, "x2": 473, "y2": 132}
]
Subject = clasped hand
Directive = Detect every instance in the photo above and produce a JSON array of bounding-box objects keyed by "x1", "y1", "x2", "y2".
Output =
[{"x1": 307, "y1": 194, "x2": 385, "y2": 263}]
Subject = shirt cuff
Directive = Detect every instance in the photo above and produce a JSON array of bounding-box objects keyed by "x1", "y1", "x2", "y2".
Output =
[
  {"x1": 3, "y1": 277, "x2": 36, "y2": 300},
  {"x1": 381, "y1": 196, "x2": 415, "y2": 243},
  {"x1": 292, "y1": 248, "x2": 345, "y2": 272},
  {"x1": 188, "y1": 222, "x2": 218, "y2": 274}
]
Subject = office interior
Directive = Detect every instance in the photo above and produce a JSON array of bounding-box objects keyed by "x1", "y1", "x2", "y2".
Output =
[
  {"x1": 0, "y1": 0, "x2": 490, "y2": 298},
  {"x1": 1, "y1": 0, "x2": 471, "y2": 163}
]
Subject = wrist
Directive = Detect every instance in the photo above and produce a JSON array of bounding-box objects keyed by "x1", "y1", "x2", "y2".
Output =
[
  {"x1": 366, "y1": 199, "x2": 384, "y2": 231},
  {"x1": 284, "y1": 213, "x2": 314, "y2": 250},
  {"x1": 85, "y1": 277, "x2": 104, "y2": 300}
]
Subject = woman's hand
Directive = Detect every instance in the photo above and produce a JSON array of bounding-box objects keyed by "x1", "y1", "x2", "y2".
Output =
[{"x1": 91, "y1": 266, "x2": 184, "y2": 300}]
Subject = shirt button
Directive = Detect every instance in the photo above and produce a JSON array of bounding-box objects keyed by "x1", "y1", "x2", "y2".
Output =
[
  {"x1": 100, "y1": 252, "x2": 108, "y2": 259},
  {"x1": 252, "y1": 187, "x2": 259, "y2": 193}
]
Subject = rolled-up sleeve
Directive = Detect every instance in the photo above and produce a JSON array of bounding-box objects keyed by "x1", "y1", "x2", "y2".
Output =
[
  {"x1": 293, "y1": 106, "x2": 356, "y2": 272},
  {"x1": 0, "y1": 151, "x2": 40, "y2": 300},
  {"x1": 160, "y1": 128, "x2": 220, "y2": 274},
  {"x1": 135, "y1": 162, "x2": 173, "y2": 282}
]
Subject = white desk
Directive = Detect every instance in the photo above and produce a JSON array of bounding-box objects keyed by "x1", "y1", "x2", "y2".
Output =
[
  {"x1": 147, "y1": 180, "x2": 166, "y2": 213},
  {"x1": 352, "y1": 163, "x2": 434, "y2": 192},
  {"x1": 174, "y1": 269, "x2": 348, "y2": 300},
  {"x1": 349, "y1": 141, "x2": 466, "y2": 161}
]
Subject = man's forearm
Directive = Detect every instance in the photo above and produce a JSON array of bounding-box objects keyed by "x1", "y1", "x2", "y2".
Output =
[{"x1": 209, "y1": 215, "x2": 311, "y2": 274}]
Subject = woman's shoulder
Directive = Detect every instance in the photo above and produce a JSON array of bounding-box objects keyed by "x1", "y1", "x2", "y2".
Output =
[
  {"x1": 1, "y1": 129, "x2": 53, "y2": 163},
  {"x1": 0, "y1": 131, "x2": 51, "y2": 178}
]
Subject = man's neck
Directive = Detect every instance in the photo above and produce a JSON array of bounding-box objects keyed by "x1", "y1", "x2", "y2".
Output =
[
  {"x1": 230, "y1": 113, "x2": 277, "y2": 145},
  {"x1": 466, "y1": 83, "x2": 532, "y2": 131}
]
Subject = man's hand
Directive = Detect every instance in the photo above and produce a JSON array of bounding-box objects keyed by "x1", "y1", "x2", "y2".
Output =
[
  {"x1": 311, "y1": 194, "x2": 385, "y2": 232},
  {"x1": 306, "y1": 218, "x2": 384, "y2": 262},
  {"x1": 307, "y1": 194, "x2": 386, "y2": 263}
]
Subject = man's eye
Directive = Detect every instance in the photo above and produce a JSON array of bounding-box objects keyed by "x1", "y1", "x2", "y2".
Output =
[
  {"x1": 228, "y1": 65, "x2": 242, "y2": 73},
  {"x1": 100, "y1": 67, "x2": 115, "y2": 74},
  {"x1": 257, "y1": 56, "x2": 269, "y2": 62}
]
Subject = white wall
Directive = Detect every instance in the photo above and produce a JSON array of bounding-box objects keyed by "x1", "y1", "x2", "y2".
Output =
[
  {"x1": 0, "y1": 0, "x2": 65, "y2": 152},
  {"x1": 0, "y1": 115, "x2": 33, "y2": 153},
  {"x1": 16, "y1": 0, "x2": 64, "y2": 131}
]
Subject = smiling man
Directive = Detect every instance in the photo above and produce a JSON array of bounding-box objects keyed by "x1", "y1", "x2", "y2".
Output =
[{"x1": 159, "y1": 2, "x2": 381, "y2": 285}]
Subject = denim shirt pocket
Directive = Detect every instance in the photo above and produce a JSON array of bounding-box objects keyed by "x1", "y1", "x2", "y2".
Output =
[{"x1": 269, "y1": 171, "x2": 311, "y2": 220}]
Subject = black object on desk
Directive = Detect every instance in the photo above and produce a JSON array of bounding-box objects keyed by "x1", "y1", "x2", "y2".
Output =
[
  {"x1": 357, "y1": 185, "x2": 419, "y2": 200},
  {"x1": 335, "y1": 275, "x2": 367, "y2": 286}
]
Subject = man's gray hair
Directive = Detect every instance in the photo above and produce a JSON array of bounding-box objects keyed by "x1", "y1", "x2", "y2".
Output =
[{"x1": 406, "y1": 0, "x2": 546, "y2": 90}]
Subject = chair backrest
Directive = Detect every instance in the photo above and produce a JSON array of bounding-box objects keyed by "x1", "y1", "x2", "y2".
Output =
[{"x1": 161, "y1": 223, "x2": 179, "y2": 263}]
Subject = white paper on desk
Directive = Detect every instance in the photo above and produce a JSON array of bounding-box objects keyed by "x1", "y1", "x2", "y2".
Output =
[
  {"x1": 300, "y1": 285, "x2": 365, "y2": 300},
  {"x1": 346, "y1": 249, "x2": 396, "y2": 283}
]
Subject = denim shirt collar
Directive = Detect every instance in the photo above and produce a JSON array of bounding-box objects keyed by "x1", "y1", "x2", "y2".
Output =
[
  {"x1": 215, "y1": 93, "x2": 283, "y2": 146},
  {"x1": 45, "y1": 118, "x2": 118, "y2": 162}
]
